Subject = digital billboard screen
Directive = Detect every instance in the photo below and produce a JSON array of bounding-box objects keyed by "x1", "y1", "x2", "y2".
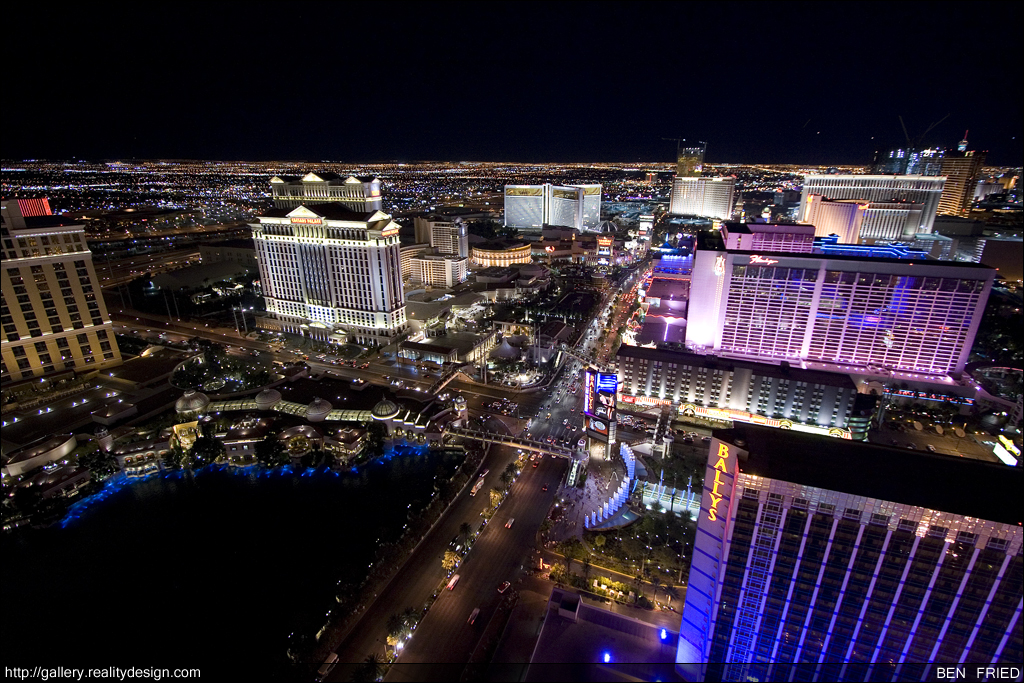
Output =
[
  {"x1": 585, "y1": 371, "x2": 617, "y2": 423},
  {"x1": 588, "y1": 416, "x2": 609, "y2": 437}
]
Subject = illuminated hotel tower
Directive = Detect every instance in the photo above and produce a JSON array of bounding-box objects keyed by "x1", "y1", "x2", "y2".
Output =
[
  {"x1": 802, "y1": 196, "x2": 868, "y2": 244},
  {"x1": 503, "y1": 184, "x2": 602, "y2": 232},
  {"x1": 799, "y1": 175, "x2": 945, "y2": 240},
  {"x1": 685, "y1": 233, "x2": 994, "y2": 375},
  {"x1": 676, "y1": 143, "x2": 706, "y2": 176},
  {"x1": 677, "y1": 424, "x2": 1022, "y2": 682},
  {"x1": 669, "y1": 177, "x2": 736, "y2": 220},
  {"x1": 1, "y1": 200, "x2": 122, "y2": 383},
  {"x1": 270, "y1": 172, "x2": 382, "y2": 211},
  {"x1": 936, "y1": 146, "x2": 987, "y2": 217},
  {"x1": 251, "y1": 203, "x2": 406, "y2": 346}
]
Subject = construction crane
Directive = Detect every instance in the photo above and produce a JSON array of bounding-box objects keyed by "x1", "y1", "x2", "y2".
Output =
[{"x1": 898, "y1": 114, "x2": 950, "y2": 152}]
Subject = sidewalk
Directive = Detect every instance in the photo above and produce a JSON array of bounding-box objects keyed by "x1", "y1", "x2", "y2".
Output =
[{"x1": 549, "y1": 465, "x2": 631, "y2": 542}]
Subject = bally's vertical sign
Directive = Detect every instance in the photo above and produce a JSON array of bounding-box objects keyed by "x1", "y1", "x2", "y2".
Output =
[{"x1": 676, "y1": 436, "x2": 741, "y2": 678}]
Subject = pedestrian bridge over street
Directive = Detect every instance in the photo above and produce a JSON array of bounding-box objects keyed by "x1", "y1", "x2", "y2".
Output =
[{"x1": 443, "y1": 425, "x2": 586, "y2": 460}]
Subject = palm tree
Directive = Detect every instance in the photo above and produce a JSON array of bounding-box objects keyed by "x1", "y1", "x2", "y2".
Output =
[
  {"x1": 499, "y1": 470, "x2": 512, "y2": 488},
  {"x1": 651, "y1": 575, "x2": 662, "y2": 603},
  {"x1": 401, "y1": 607, "x2": 419, "y2": 632},
  {"x1": 663, "y1": 584, "x2": 681, "y2": 610},
  {"x1": 503, "y1": 462, "x2": 518, "y2": 478},
  {"x1": 581, "y1": 555, "x2": 592, "y2": 582},
  {"x1": 559, "y1": 538, "x2": 581, "y2": 575},
  {"x1": 385, "y1": 613, "x2": 404, "y2": 639},
  {"x1": 459, "y1": 521, "x2": 473, "y2": 544},
  {"x1": 351, "y1": 653, "x2": 385, "y2": 682}
]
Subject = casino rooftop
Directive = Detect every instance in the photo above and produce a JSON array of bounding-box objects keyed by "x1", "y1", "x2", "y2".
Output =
[{"x1": 714, "y1": 423, "x2": 1022, "y2": 526}]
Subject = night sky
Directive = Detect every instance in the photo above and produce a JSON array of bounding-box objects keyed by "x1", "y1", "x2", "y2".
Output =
[{"x1": 5, "y1": 2, "x2": 1022, "y2": 166}]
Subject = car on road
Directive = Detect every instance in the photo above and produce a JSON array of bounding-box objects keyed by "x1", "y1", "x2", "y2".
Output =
[
  {"x1": 447, "y1": 574, "x2": 460, "y2": 590},
  {"x1": 498, "y1": 581, "x2": 511, "y2": 594},
  {"x1": 542, "y1": 484, "x2": 548, "y2": 492},
  {"x1": 926, "y1": 444, "x2": 937, "y2": 453},
  {"x1": 479, "y1": 469, "x2": 489, "y2": 478},
  {"x1": 505, "y1": 518, "x2": 515, "y2": 528},
  {"x1": 316, "y1": 653, "x2": 339, "y2": 681},
  {"x1": 468, "y1": 608, "x2": 480, "y2": 624}
]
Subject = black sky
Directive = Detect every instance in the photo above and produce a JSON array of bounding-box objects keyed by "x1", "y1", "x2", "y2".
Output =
[{"x1": 5, "y1": 2, "x2": 1022, "y2": 166}]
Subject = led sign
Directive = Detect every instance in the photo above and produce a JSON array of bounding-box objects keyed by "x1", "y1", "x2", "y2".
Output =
[
  {"x1": 596, "y1": 373, "x2": 617, "y2": 394},
  {"x1": 749, "y1": 254, "x2": 779, "y2": 265},
  {"x1": 707, "y1": 443, "x2": 730, "y2": 522},
  {"x1": 290, "y1": 217, "x2": 323, "y2": 225}
]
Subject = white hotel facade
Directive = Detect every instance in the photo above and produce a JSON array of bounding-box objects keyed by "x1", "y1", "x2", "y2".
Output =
[
  {"x1": 251, "y1": 204, "x2": 406, "y2": 346},
  {"x1": 799, "y1": 175, "x2": 946, "y2": 241},
  {"x1": 503, "y1": 184, "x2": 601, "y2": 232},
  {"x1": 685, "y1": 236, "x2": 994, "y2": 375},
  {"x1": 669, "y1": 177, "x2": 736, "y2": 220}
]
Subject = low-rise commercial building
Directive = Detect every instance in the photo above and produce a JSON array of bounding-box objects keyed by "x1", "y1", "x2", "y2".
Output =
[
  {"x1": 617, "y1": 346, "x2": 860, "y2": 437},
  {"x1": 471, "y1": 240, "x2": 532, "y2": 267}
]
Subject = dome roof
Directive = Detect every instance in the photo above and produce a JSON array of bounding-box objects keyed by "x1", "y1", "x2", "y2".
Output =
[
  {"x1": 175, "y1": 390, "x2": 210, "y2": 414},
  {"x1": 597, "y1": 220, "x2": 618, "y2": 233},
  {"x1": 371, "y1": 398, "x2": 401, "y2": 421},
  {"x1": 255, "y1": 388, "x2": 282, "y2": 411},
  {"x1": 306, "y1": 397, "x2": 333, "y2": 422}
]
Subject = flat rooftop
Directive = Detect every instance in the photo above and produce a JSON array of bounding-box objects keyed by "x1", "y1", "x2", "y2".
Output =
[
  {"x1": 697, "y1": 231, "x2": 996, "y2": 271},
  {"x1": 716, "y1": 423, "x2": 1022, "y2": 525},
  {"x1": 617, "y1": 346, "x2": 857, "y2": 389},
  {"x1": 527, "y1": 587, "x2": 681, "y2": 682}
]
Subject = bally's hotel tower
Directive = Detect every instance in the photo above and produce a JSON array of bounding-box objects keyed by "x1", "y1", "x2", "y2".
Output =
[{"x1": 677, "y1": 424, "x2": 1022, "y2": 681}]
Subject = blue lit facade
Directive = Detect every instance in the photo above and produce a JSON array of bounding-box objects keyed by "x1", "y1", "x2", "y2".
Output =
[
  {"x1": 677, "y1": 427, "x2": 1024, "y2": 682},
  {"x1": 813, "y1": 235, "x2": 930, "y2": 260}
]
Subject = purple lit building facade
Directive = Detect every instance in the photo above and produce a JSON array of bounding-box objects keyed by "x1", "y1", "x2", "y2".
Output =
[{"x1": 685, "y1": 235, "x2": 995, "y2": 375}]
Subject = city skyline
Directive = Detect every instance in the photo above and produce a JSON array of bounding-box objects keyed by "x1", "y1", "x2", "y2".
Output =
[
  {"x1": 4, "y1": 3, "x2": 1022, "y2": 166},
  {"x1": 3, "y1": 2, "x2": 1021, "y2": 679}
]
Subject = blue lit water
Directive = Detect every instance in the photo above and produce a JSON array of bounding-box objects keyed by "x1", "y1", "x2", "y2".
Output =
[{"x1": 1, "y1": 446, "x2": 459, "y2": 678}]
